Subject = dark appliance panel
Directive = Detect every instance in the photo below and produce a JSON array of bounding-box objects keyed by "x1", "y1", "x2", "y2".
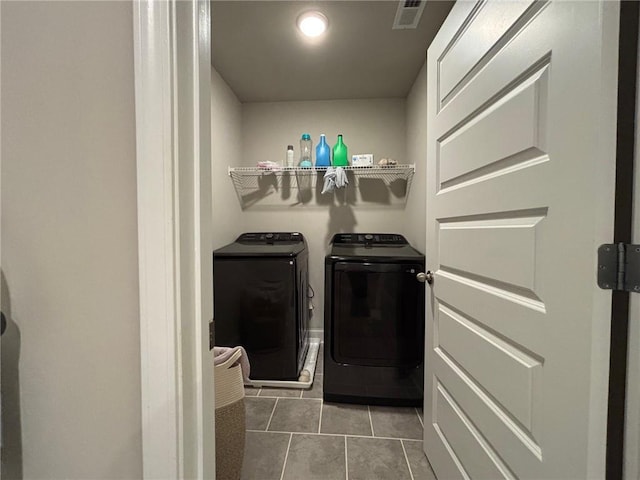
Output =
[
  {"x1": 332, "y1": 261, "x2": 423, "y2": 368},
  {"x1": 214, "y1": 258, "x2": 298, "y2": 380},
  {"x1": 324, "y1": 232, "x2": 425, "y2": 406},
  {"x1": 213, "y1": 232, "x2": 309, "y2": 381}
]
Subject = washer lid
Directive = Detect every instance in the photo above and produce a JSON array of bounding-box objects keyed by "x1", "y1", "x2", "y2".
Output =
[
  {"x1": 214, "y1": 232, "x2": 307, "y2": 257},
  {"x1": 328, "y1": 233, "x2": 423, "y2": 261}
]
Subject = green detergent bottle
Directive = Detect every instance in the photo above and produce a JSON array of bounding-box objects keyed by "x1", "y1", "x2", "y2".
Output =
[{"x1": 332, "y1": 134, "x2": 348, "y2": 167}]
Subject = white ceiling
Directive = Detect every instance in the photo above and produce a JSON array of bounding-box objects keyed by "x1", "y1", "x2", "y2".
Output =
[{"x1": 211, "y1": 1, "x2": 454, "y2": 103}]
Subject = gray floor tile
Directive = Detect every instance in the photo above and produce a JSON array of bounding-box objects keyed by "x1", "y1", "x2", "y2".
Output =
[
  {"x1": 268, "y1": 398, "x2": 322, "y2": 433},
  {"x1": 282, "y1": 434, "x2": 346, "y2": 480},
  {"x1": 347, "y1": 437, "x2": 411, "y2": 480},
  {"x1": 370, "y1": 405, "x2": 423, "y2": 440},
  {"x1": 403, "y1": 440, "x2": 437, "y2": 480},
  {"x1": 244, "y1": 386, "x2": 260, "y2": 397},
  {"x1": 417, "y1": 407, "x2": 424, "y2": 423},
  {"x1": 259, "y1": 387, "x2": 302, "y2": 398},
  {"x1": 320, "y1": 403, "x2": 372, "y2": 436},
  {"x1": 245, "y1": 397, "x2": 276, "y2": 431},
  {"x1": 241, "y1": 431, "x2": 290, "y2": 480},
  {"x1": 302, "y1": 374, "x2": 323, "y2": 399}
]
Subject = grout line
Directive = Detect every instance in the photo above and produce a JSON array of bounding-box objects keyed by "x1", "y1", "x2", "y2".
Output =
[
  {"x1": 416, "y1": 408, "x2": 424, "y2": 428},
  {"x1": 288, "y1": 432, "x2": 349, "y2": 438},
  {"x1": 344, "y1": 435, "x2": 349, "y2": 480},
  {"x1": 246, "y1": 429, "x2": 422, "y2": 442},
  {"x1": 318, "y1": 400, "x2": 324, "y2": 433},
  {"x1": 253, "y1": 394, "x2": 318, "y2": 400},
  {"x1": 266, "y1": 398, "x2": 279, "y2": 431},
  {"x1": 368, "y1": 405, "x2": 376, "y2": 437},
  {"x1": 279, "y1": 433, "x2": 293, "y2": 480},
  {"x1": 299, "y1": 389, "x2": 304, "y2": 399},
  {"x1": 401, "y1": 440, "x2": 416, "y2": 480}
]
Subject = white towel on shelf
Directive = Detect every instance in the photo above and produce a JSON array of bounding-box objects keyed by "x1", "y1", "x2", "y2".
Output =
[
  {"x1": 335, "y1": 167, "x2": 348, "y2": 188},
  {"x1": 321, "y1": 167, "x2": 337, "y2": 194},
  {"x1": 321, "y1": 167, "x2": 349, "y2": 194},
  {"x1": 256, "y1": 161, "x2": 282, "y2": 171},
  {"x1": 214, "y1": 345, "x2": 251, "y2": 381}
]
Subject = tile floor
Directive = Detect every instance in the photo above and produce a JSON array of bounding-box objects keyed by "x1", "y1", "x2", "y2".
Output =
[{"x1": 240, "y1": 344, "x2": 436, "y2": 480}]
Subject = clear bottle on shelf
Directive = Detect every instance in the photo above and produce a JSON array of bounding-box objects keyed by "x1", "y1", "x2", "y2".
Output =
[{"x1": 299, "y1": 133, "x2": 313, "y2": 167}]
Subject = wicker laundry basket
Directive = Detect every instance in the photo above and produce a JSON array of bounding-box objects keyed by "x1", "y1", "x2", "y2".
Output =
[{"x1": 215, "y1": 349, "x2": 246, "y2": 480}]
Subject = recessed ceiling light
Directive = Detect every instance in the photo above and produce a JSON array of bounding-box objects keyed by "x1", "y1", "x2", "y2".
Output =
[{"x1": 297, "y1": 11, "x2": 328, "y2": 38}]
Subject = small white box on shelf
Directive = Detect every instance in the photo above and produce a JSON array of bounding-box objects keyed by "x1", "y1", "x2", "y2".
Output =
[{"x1": 351, "y1": 154, "x2": 374, "y2": 167}]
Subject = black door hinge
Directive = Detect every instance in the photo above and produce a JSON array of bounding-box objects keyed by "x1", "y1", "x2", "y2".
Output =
[{"x1": 598, "y1": 243, "x2": 640, "y2": 292}]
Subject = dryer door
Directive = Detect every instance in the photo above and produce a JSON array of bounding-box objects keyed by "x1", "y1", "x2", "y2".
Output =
[{"x1": 332, "y1": 261, "x2": 424, "y2": 367}]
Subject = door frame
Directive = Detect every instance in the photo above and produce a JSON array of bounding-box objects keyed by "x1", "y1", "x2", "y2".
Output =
[
  {"x1": 626, "y1": 98, "x2": 640, "y2": 478},
  {"x1": 625, "y1": 5, "x2": 640, "y2": 476},
  {"x1": 611, "y1": 1, "x2": 640, "y2": 478},
  {"x1": 133, "y1": 1, "x2": 214, "y2": 478}
]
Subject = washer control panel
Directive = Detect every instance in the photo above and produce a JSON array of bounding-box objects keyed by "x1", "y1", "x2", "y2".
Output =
[{"x1": 237, "y1": 232, "x2": 304, "y2": 244}]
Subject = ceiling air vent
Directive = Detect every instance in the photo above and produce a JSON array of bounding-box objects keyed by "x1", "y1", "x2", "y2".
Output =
[{"x1": 392, "y1": 0, "x2": 426, "y2": 30}]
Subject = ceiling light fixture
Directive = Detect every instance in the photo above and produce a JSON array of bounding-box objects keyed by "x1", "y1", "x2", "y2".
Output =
[{"x1": 297, "y1": 11, "x2": 328, "y2": 38}]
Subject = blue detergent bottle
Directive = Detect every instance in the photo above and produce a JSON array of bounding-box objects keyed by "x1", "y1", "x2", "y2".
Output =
[{"x1": 315, "y1": 134, "x2": 331, "y2": 167}]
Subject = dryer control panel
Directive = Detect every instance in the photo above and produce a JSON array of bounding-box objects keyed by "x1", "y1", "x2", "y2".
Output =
[{"x1": 331, "y1": 233, "x2": 407, "y2": 246}]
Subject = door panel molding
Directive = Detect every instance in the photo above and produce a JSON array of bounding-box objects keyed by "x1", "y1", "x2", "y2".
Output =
[{"x1": 438, "y1": 0, "x2": 549, "y2": 110}]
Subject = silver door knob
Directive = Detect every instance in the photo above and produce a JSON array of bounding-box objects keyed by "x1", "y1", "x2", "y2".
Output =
[{"x1": 416, "y1": 271, "x2": 434, "y2": 284}]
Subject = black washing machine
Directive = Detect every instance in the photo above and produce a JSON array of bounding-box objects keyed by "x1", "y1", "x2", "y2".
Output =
[
  {"x1": 324, "y1": 233, "x2": 425, "y2": 406},
  {"x1": 213, "y1": 232, "x2": 309, "y2": 380}
]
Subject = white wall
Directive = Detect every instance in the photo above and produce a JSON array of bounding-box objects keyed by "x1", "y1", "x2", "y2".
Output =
[
  {"x1": 211, "y1": 68, "x2": 244, "y2": 250},
  {"x1": 239, "y1": 99, "x2": 407, "y2": 329},
  {"x1": 1, "y1": 2, "x2": 142, "y2": 478},
  {"x1": 404, "y1": 62, "x2": 428, "y2": 255},
  {"x1": 209, "y1": 85, "x2": 428, "y2": 332},
  {"x1": 241, "y1": 99, "x2": 407, "y2": 169}
]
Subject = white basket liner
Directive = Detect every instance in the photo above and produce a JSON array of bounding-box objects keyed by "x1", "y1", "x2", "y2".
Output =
[{"x1": 215, "y1": 349, "x2": 245, "y2": 409}]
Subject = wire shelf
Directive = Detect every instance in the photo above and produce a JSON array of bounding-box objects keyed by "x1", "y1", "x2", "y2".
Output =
[
  {"x1": 228, "y1": 164, "x2": 415, "y2": 192},
  {"x1": 227, "y1": 164, "x2": 415, "y2": 209}
]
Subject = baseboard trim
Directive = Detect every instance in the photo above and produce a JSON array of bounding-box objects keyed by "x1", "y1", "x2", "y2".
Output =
[{"x1": 309, "y1": 329, "x2": 323, "y2": 341}]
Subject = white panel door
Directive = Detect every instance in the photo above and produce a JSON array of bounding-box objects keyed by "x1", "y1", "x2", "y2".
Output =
[{"x1": 424, "y1": 1, "x2": 620, "y2": 478}]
